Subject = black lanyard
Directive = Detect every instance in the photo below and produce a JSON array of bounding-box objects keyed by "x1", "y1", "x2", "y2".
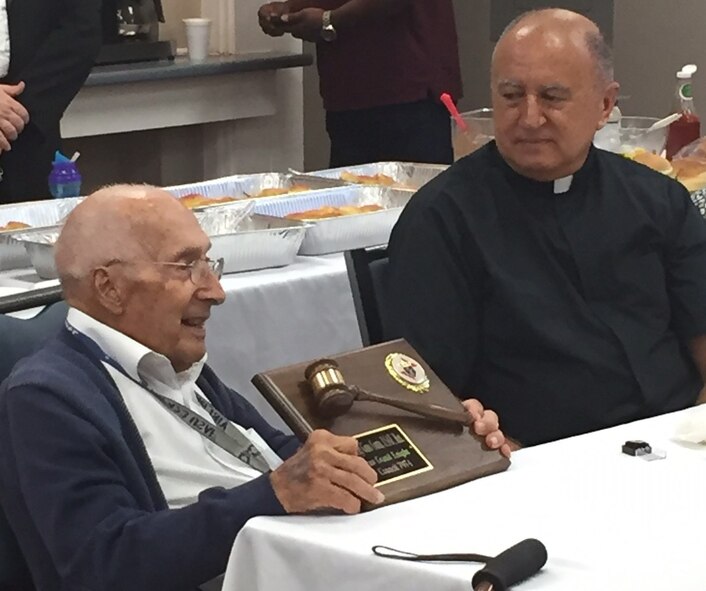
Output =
[{"x1": 65, "y1": 321, "x2": 269, "y2": 473}]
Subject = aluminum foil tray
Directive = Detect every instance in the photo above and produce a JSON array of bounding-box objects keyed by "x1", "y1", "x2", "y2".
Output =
[
  {"x1": 14, "y1": 229, "x2": 61, "y2": 280},
  {"x1": 252, "y1": 186, "x2": 413, "y2": 255},
  {"x1": 166, "y1": 172, "x2": 347, "y2": 206},
  {"x1": 182, "y1": 199, "x2": 255, "y2": 228},
  {"x1": 0, "y1": 198, "x2": 82, "y2": 271},
  {"x1": 305, "y1": 162, "x2": 448, "y2": 191},
  {"x1": 196, "y1": 210, "x2": 308, "y2": 273}
]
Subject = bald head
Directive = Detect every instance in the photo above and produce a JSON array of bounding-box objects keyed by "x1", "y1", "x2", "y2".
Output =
[
  {"x1": 55, "y1": 184, "x2": 198, "y2": 300},
  {"x1": 494, "y1": 9, "x2": 613, "y2": 86}
]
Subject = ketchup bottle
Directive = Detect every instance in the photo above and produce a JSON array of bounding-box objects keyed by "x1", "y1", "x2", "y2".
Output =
[{"x1": 665, "y1": 64, "x2": 701, "y2": 160}]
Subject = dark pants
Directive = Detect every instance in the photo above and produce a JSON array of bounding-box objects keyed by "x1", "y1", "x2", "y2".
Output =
[
  {"x1": 0, "y1": 123, "x2": 57, "y2": 204},
  {"x1": 326, "y1": 98, "x2": 453, "y2": 168}
]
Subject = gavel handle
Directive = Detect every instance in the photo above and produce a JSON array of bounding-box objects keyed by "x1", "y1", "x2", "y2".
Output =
[{"x1": 350, "y1": 386, "x2": 468, "y2": 425}]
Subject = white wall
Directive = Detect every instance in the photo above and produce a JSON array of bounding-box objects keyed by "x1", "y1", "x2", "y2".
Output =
[{"x1": 613, "y1": 0, "x2": 706, "y2": 118}]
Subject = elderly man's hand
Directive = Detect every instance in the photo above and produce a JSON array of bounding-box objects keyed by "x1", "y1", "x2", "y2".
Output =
[
  {"x1": 462, "y1": 398, "x2": 515, "y2": 458},
  {"x1": 280, "y1": 8, "x2": 325, "y2": 42},
  {"x1": 258, "y1": 2, "x2": 289, "y2": 37},
  {"x1": 0, "y1": 82, "x2": 30, "y2": 152},
  {"x1": 270, "y1": 429, "x2": 384, "y2": 514}
]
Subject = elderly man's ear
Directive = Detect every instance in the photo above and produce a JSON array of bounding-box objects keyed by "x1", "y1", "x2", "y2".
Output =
[{"x1": 92, "y1": 267, "x2": 126, "y2": 315}]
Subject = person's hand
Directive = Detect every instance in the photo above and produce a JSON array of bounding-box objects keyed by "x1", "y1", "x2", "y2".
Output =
[
  {"x1": 281, "y1": 8, "x2": 325, "y2": 42},
  {"x1": 258, "y1": 2, "x2": 289, "y2": 37},
  {"x1": 270, "y1": 429, "x2": 384, "y2": 514},
  {"x1": 462, "y1": 398, "x2": 515, "y2": 458},
  {"x1": 0, "y1": 82, "x2": 30, "y2": 152}
]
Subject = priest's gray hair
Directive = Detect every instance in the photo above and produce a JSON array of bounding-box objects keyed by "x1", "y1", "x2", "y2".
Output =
[{"x1": 584, "y1": 28, "x2": 614, "y2": 84}]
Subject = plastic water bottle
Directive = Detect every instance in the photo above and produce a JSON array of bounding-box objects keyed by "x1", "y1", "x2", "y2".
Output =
[{"x1": 48, "y1": 151, "x2": 82, "y2": 199}]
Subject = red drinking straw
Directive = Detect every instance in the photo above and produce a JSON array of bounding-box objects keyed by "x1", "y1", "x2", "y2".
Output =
[{"x1": 440, "y1": 93, "x2": 469, "y2": 133}]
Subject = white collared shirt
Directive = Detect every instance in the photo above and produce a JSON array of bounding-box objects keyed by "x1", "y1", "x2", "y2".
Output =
[
  {"x1": 0, "y1": 0, "x2": 9, "y2": 78},
  {"x1": 67, "y1": 308, "x2": 282, "y2": 509}
]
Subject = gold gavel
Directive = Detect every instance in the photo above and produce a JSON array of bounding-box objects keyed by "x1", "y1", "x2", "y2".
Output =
[{"x1": 304, "y1": 359, "x2": 468, "y2": 425}]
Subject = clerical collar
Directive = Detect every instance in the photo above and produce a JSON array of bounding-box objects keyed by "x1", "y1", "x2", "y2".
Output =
[
  {"x1": 553, "y1": 175, "x2": 573, "y2": 194},
  {"x1": 489, "y1": 141, "x2": 596, "y2": 196}
]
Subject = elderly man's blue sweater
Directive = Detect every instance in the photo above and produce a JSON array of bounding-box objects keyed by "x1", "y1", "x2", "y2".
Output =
[{"x1": 0, "y1": 329, "x2": 300, "y2": 591}]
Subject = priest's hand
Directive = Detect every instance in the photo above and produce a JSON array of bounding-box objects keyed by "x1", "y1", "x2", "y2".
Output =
[
  {"x1": 0, "y1": 82, "x2": 29, "y2": 152},
  {"x1": 462, "y1": 398, "x2": 514, "y2": 458},
  {"x1": 257, "y1": 2, "x2": 289, "y2": 37},
  {"x1": 270, "y1": 429, "x2": 384, "y2": 514}
]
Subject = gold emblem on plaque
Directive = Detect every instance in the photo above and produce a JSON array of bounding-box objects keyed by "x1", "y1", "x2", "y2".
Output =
[{"x1": 384, "y1": 353, "x2": 430, "y2": 393}]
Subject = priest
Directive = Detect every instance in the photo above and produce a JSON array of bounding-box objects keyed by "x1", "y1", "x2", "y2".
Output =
[{"x1": 388, "y1": 8, "x2": 706, "y2": 447}]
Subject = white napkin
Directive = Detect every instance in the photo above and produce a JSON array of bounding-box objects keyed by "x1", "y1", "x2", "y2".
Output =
[{"x1": 674, "y1": 404, "x2": 706, "y2": 444}]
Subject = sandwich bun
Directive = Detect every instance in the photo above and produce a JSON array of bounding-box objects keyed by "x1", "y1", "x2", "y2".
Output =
[{"x1": 626, "y1": 149, "x2": 675, "y2": 177}]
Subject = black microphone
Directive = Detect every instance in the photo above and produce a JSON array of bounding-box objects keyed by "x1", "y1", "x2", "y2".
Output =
[{"x1": 471, "y1": 539, "x2": 548, "y2": 591}]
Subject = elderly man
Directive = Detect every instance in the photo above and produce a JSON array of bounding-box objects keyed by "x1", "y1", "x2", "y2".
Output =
[
  {"x1": 388, "y1": 9, "x2": 706, "y2": 448},
  {"x1": 0, "y1": 185, "x2": 507, "y2": 591}
]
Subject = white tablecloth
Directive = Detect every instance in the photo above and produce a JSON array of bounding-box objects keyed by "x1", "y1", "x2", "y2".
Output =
[
  {"x1": 0, "y1": 254, "x2": 363, "y2": 432},
  {"x1": 222, "y1": 408, "x2": 706, "y2": 591}
]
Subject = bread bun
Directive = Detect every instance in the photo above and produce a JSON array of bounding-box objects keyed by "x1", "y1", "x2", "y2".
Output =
[
  {"x1": 285, "y1": 204, "x2": 383, "y2": 221},
  {"x1": 629, "y1": 150, "x2": 675, "y2": 177},
  {"x1": 0, "y1": 221, "x2": 31, "y2": 232},
  {"x1": 252, "y1": 184, "x2": 310, "y2": 198},
  {"x1": 340, "y1": 171, "x2": 396, "y2": 186},
  {"x1": 179, "y1": 194, "x2": 237, "y2": 209},
  {"x1": 673, "y1": 157, "x2": 706, "y2": 192}
]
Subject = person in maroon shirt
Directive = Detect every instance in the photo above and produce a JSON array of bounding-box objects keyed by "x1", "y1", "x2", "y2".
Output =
[{"x1": 258, "y1": 0, "x2": 463, "y2": 167}]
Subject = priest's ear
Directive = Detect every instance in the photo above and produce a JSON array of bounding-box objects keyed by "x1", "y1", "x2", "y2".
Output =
[{"x1": 597, "y1": 81, "x2": 620, "y2": 130}]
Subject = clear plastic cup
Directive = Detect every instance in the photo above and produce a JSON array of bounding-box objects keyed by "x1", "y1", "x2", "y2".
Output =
[
  {"x1": 618, "y1": 116, "x2": 667, "y2": 155},
  {"x1": 452, "y1": 108, "x2": 494, "y2": 160},
  {"x1": 183, "y1": 18, "x2": 212, "y2": 62}
]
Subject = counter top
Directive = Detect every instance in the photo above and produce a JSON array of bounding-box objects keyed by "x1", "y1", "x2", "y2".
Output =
[{"x1": 85, "y1": 51, "x2": 312, "y2": 87}]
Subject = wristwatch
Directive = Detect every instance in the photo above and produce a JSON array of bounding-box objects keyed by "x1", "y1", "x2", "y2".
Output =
[{"x1": 321, "y1": 10, "x2": 337, "y2": 42}]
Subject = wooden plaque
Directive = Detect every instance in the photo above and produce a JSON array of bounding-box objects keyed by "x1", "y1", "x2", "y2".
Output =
[{"x1": 252, "y1": 339, "x2": 510, "y2": 509}]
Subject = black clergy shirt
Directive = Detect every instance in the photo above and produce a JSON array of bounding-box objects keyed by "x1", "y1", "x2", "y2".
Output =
[{"x1": 388, "y1": 142, "x2": 706, "y2": 446}]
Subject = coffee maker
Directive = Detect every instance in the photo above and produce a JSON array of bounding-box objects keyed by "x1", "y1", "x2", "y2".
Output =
[{"x1": 96, "y1": 0, "x2": 175, "y2": 65}]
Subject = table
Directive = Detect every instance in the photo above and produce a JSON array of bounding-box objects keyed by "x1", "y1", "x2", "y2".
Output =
[
  {"x1": 0, "y1": 254, "x2": 363, "y2": 433},
  {"x1": 222, "y1": 407, "x2": 706, "y2": 591}
]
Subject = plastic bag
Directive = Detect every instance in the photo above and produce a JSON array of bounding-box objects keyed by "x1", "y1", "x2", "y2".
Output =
[{"x1": 674, "y1": 136, "x2": 706, "y2": 161}]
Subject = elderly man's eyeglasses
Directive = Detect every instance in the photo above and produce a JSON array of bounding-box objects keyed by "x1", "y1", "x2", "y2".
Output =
[
  {"x1": 153, "y1": 258, "x2": 225, "y2": 283},
  {"x1": 105, "y1": 258, "x2": 224, "y2": 284}
]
